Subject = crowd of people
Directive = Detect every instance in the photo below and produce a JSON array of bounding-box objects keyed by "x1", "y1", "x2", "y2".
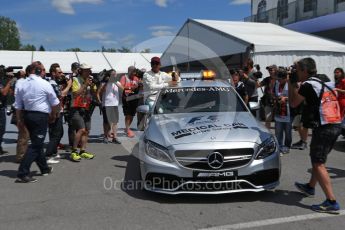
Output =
[
  {"x1": 0, "y1": 56, "x2": 344, "y2": 214},
  {"x1": 0, "y1": 56, "x2": 175, "y2": 182},
  {"x1": 231, "y1": 58, "x2": 345, "y2": 155}
]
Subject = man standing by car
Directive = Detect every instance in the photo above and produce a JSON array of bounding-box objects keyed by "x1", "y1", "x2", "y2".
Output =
[
  {"x1": 289, "y1": 57, "x2": 342, "y2": 214},
  {"x1": 15, "y1": 61, "x2": 60, "y2": 183},
  {"x1": 143, "y1": 57, "x2": 172, "y2": 105},
  {"x1": 69, "y1": 63, "x2": 96, "y2": 162}
]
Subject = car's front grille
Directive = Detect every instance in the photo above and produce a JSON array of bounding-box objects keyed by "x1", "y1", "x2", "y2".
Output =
[
  {"x1": 145, "y1": 169, "x2": 280, "y2": 191},
  {"x1": 174, "y1": 149, "x2": 254, "y2": 170}
]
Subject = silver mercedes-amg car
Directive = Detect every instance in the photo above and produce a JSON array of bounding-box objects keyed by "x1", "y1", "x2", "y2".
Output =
[{"x1": 137, "y1": 76, "x2": 280, "y2": 194}]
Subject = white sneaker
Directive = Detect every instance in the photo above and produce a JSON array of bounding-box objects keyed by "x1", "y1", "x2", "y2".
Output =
[
  {"x1": 47, "y1": 157, "x2": 60, "y2": 164},
  {"x1": 55, "y1": 154, "x2": 61, "y2": 159}
]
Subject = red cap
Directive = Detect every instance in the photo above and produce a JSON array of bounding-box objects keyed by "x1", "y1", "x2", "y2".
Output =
[{"x1": 151, "y1": 56, "x2": 161, "y2": 64}]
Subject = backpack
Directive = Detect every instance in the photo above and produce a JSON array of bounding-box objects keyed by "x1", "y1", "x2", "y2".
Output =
[{"x1": 309, "y1": 78, "x2": 342, "y2": 125}]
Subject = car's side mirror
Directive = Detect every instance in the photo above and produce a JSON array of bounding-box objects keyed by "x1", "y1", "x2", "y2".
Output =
[
  {"x1": 137, "y1": 105, "x2": 150, "y2": 114},
  {"x1": 249, "y1": 102, "x2": 260, "y2": 111}
]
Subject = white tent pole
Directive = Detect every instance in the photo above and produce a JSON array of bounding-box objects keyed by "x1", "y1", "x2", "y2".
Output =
[{"x1": 101, "y1": 52, "x2": 113, "y2": 69}]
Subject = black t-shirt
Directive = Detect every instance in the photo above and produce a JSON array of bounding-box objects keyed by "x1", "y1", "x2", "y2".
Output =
[
  {"x1": 235, "y1": 81, "x2": 247, "y2": 100},
  {"x1": 243, "y1": 77, "x2": 256, "y2": 99},
  {"x1": 261, "y1": 77, "x2": 271, "y2": 92},
  {"x1": 298, "y1": 75, "x2": 330, "y2": 128}
]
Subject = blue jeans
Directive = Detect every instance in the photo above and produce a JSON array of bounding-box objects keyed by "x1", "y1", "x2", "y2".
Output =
[
  {"x1": 17, "y1": 111, "x2": 50, "y2": 178},
  {"x1": 0, "y1": 108, "x2": 5, "y2": 149},
  {"x1": 275, "y1": 121, "x2": 292, "y2": 150},
  {"x1": 45, "y1": 114, "x2": 64, "y2": 157}
]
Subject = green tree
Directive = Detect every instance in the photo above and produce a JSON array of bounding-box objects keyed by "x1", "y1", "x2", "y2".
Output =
[
  {"x1": 20, "y1": 44, "x2": 36, "y2": 51},
  {"x1": 39, "y1": 45, "x2": 45, "y2": 51},
  {"x1": 117, "y1": 46, "x2": 131, "y2": 53},
  {"x1": 0, "y1": 16, "x2": 21, "y2": 50},
  {"x1": 140, "y1": 48, "x2": 151, "y2": 53},
  {"x1": 66, "y1": 47, "x2": 82, "y2": 52}
]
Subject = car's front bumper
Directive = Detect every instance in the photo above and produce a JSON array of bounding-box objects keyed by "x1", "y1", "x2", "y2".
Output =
[{"x1": 139, "y1": 142, "x2": 280, "y2": 195}]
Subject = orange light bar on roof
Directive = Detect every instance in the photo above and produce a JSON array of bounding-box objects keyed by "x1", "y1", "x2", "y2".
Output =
[{"x1": 202, "y1": 70, "x2": 216, "y2": 80}]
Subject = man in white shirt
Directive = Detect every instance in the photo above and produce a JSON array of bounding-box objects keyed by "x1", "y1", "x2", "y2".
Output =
[
  {"x1": 15, "y1": 61, "x2": 60, "y2": 183},
  {"x1": 143, "y1": 57, "x2": 172, "y2": 104}
]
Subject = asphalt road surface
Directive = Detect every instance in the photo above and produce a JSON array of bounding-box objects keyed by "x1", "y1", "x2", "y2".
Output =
[{"x1": 1, "y1": 111, "x2": 345, "y2": 230}]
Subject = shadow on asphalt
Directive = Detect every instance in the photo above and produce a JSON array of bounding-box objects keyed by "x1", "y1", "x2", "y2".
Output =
[
  {"x1": 88, "y1": 135, "x2": 103, "y2": 144},
  {"x1": 0, "y1": 154, "x2": 16, "y2": 163},
  {"x1": 111, "y1": 143, "x2": 310, "y2": 210},
  {"x1": 307, "y1": 167, "x2": 345, "y2": 179},
  {"x1": 0, "y1": 169, "x2": 39, "y2": 179}
]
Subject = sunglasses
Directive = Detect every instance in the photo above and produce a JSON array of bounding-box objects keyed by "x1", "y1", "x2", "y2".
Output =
[{"x1": 151, "y1": 62, "x2": 160, "y2": 66}]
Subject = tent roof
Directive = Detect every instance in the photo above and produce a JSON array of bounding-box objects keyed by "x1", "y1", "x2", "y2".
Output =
[
  {"x1": 192, "y1": 19, "x2": 345, "y2": 53},
  {"x1": 0, "y1": 50, "x2": 161, "y2": 73},
  {"x1": 161, "y1": 19, "x2": 345, "y2": 66}
]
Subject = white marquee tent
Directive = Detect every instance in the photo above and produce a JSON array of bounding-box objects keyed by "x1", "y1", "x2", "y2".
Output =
[
  {"x1": 0, "y1": 51, "x2": 161, "y2": 73},
  {"x1": 161, "y1": 19, "x2": 345, "y2": 79}
]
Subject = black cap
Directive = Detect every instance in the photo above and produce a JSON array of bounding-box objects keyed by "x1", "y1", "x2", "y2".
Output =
[{"x1": 71, "y1": 62, "x2": 80, "y2": 70}]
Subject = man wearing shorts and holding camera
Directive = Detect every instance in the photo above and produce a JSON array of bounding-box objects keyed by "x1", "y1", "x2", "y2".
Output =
[
  {"x1": 289, "y1": 58, "x2": 342, "y2": 214},
  {"x1": 70, "y1": 63, "x2": 96, "y2": 162}
]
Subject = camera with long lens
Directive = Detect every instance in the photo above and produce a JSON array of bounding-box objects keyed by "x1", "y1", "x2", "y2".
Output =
[
  {"x1": 289, "y1": 64, "x2": 298, "y2": 84},
  {"x1": 0, "y1": 65, "x2": 23, "y2": 78},
  {"x1": 253, "y1": 64, "x2": 263, "y2": 79},
  {"x1": 97, "y1": 69, "x2": 108, "y2": 84}
]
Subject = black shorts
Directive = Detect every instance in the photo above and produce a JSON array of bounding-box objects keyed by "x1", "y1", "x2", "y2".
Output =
[
  {"x1": 310, "y1": 124, "x2": 342, "y2": 164},
  {"x1": 122, "y1": 98, "x2": 139, "y2": 116},
  {"x1": 71, "y1": 109, "x2": 91, "y2": 131}
]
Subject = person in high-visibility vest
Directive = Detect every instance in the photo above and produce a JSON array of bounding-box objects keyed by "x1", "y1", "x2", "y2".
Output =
[{"x1": 69, "y1": 63, "x2": 97, "y2": 162}]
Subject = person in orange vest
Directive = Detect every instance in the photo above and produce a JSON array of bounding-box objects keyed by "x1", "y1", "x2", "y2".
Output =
[{"x1": 69, "y1": 63, "x2": 97, "y2": 162}]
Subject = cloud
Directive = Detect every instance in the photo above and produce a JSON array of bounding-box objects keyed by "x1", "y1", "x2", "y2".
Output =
[
  {"x1": 100, "y1": 40, "x2": 118, "y2": 45},
  {"x1": 149, "y1": 25, "x2": 174, "y2": 31},
  {"x1": 155, "y1": 0, "x2": 168, "y2": 7},
  {"x1": 82, "y1": 31, "x2": 110, "y2": 40},
  {"x1": 51, "y1": 0, "x2": 103, "y2": 15},
  {"x1": 119, "y1": 34, "x2": 135, "y2": 46},
  {"x1": 230, "y1": 0, "x2": 251, "y2": 5},
  {"x1": 151, "y1": 30, "x2": 174, "y2": 37},
  {"x1": 149, "y1": 25, "x2": 175, "y2": 37}
]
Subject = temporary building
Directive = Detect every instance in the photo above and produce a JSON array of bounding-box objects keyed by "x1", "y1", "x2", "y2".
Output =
[
  {"x1": 161, "y1": 19, "x2": 345, "y2": 79},
  {"x1": 0, "y1": 51, "x2": 161, "y2": 73}
]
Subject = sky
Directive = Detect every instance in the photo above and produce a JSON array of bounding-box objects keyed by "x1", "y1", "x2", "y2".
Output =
[{"x1": 0, "y1": 0, "x2": 251, "y2": 52}]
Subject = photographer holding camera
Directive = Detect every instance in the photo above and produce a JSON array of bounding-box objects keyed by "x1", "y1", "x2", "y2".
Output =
[
  {"x1": 45, "y1": 64, "x2": 71, "y2": 164},
  {"x1": 274, "y1": 67, "x2": 291, "y2": 154},
  {"x1": 97, "y1": 69, "x2": 121, "y2": 144},
  {"x1": 69, "y1": 63, "x2": 96, "y2": 162},
  {"x1": 0, "y1": 66, "x2": 16, "y2": 155},
  {"x1": 289, "y1": 58, "x2": 342, "y2": 214},
  {"x1": 119, "y1": 66, "x2": 140, "y2": 138},
  {"x1": 259, "y1": 65, "x2": 278, "y2": 129}
]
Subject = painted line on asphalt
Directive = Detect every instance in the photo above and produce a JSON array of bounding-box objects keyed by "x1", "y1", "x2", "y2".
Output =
[{"x1": 199, "y1": 210, "x2": 345, "y2": 230}]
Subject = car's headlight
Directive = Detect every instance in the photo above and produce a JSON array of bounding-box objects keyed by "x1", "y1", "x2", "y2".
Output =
[
  {"x1": 145, "y1": 140, "x2": 173, "y2": 163},
  {"x1": 256, "y1": 136, "x2": 277, "y2": 159}
]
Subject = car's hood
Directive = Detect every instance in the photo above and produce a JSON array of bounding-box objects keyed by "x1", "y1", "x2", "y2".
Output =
[{"x1": 145, "y1": 112, "x2": 271, "y2": 147}]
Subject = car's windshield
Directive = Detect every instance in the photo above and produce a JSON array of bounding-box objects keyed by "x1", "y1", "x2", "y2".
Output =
[{"x1": 154, "y1": 87, "x2": 247, "y2": 114}]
